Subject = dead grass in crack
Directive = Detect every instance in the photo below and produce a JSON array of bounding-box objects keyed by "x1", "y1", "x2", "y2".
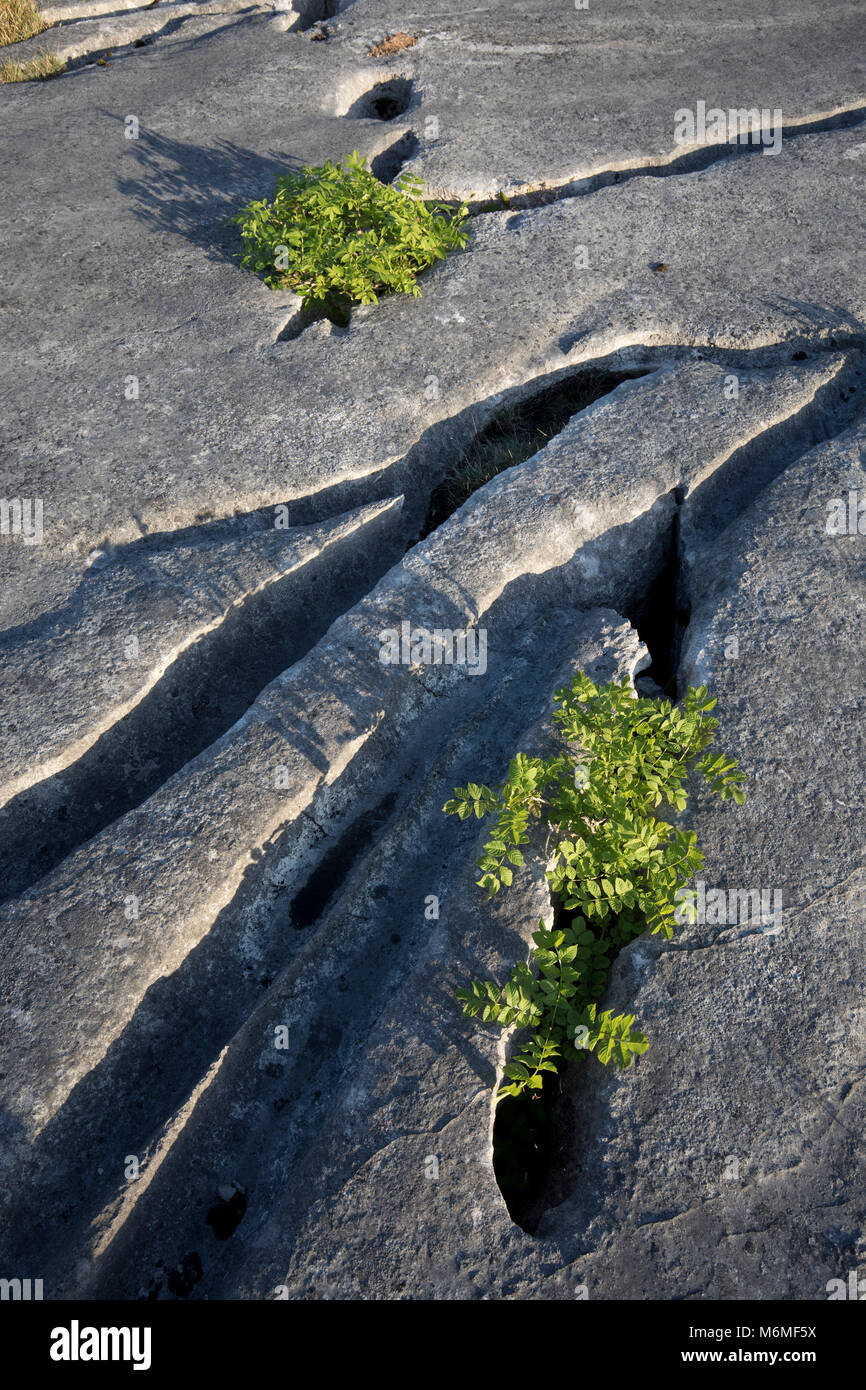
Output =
[
  {"x1": 0, "y1": 0, "x2": 49, "y2": 46},
  {"x1": 367, "y1": 32, "x2": 418, "y2": 58},
  {"x1": 426, "y1": 419, "x2": 560, "y2": 533},
  {"x1": 425, "y1": 369, "x2": 628, "y2": 533}
]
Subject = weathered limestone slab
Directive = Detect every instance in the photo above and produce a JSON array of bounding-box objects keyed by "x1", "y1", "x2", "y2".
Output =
[
  {"x1": 525, "y1": 420, "x2": 866, "y2": 1299},
  {"x1": 0, "y1": 497, "x2": 401, "y2": 810},
  {"x1": 1, "y1": 599, "x2": 645, "y2": 1298},
  {"x1": 2, "y1": 2, "x2": 865, "y2": 637},
  {"x1": 1, "y1": 0, "x2": 864, "y2": 1306},
  {"x1": 2, "y1": 357, "x2": 861, "y2": 1299},
  {"x1": 6, "y1": 357, "x2": 789, "y2": 1141},
  {"x1": 0, "y1": 347, "x2": 844, "y2": 829},
  {"x1": 83, "y1": 421, "x2": 866, "y2": 1303}
]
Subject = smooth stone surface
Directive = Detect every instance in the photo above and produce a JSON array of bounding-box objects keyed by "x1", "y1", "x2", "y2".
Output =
[
  {"x1": 1, "y1": 0, "x2": 864, "y2": 1304},
  {"x1": 2, "y1": 2, "x2": 864, "y2": 633}
]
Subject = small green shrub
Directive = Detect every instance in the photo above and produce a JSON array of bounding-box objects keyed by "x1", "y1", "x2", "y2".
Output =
[
  {"x1": 445, "y1": 673, "x2": 746, "y2": 1099},
  {"x1": 231, "y1": 150, "x2": 469, "y2": 321}
]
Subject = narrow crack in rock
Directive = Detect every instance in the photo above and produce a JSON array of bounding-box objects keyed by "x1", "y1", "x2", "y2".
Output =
[{"x1": 458, "y1": 103, "x2": 866, "y2": 217}]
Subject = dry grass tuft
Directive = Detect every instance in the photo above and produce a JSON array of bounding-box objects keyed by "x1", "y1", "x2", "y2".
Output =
[
  {"x1": 0, "y1": 49, "x2": 64, "y2": 80},
  {"x1": 425, "y1": 370, "x2": 626, "y2": 531},
  {"x1": 367, "y1": 32, "x2": 418, "y2": 58},
  {"x1": 0, "y1": 0, "x2": 49, "y2": 46}
]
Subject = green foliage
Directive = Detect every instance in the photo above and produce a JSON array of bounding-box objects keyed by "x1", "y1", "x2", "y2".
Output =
[
  {"x1": 231, "y1": 150, "x2": 469, "y2": 320},
  {"x1": 457, "y1": 920, "x2": 648, "y2": 1098},
  {"x1": 445, "y1": 673, "x2": 746, "y2": 1099}
]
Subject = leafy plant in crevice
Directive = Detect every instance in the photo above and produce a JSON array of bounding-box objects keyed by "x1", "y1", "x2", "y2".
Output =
[
  {"x1": 444, "y1": 673, "x2": 746, "y2": 1101},
  {"x1": 231, "y1": 150, "x2": 469, "y2": 325}
]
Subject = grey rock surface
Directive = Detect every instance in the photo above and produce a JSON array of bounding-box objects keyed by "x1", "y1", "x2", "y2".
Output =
[
  {"x1": 532, "y1": 419, "x2": 866, "y2": 1299},
  {"x1": 0, "y1": 497, "x2": 401, "y2": 811},
  {"x1": 2, "y1": 1, "x2": 865, "y2": 632},
  {"x1": 7, "y1": 0, "x2": 265, "y2": 69},
  {"x1": 1, "y1": 0, "x2": 864, "y2": 1302}
]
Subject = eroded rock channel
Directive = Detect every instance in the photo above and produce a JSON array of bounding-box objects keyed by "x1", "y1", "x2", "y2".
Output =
[{"x1": 1, "y1": 0, "x2": 864, "y2": 1308}]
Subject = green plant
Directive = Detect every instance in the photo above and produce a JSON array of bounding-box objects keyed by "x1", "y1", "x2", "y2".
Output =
[
  {"x1": 0, "y1": 0, "x2": 48, "y2": 46},
  {"x1": 445, "y1": 673, "x2": 746, "y2": 1099},
  {"x1": 231, "y1": 150, "x2": 469, "y2": 321},
  {"x1": 0, "y1": 49, "x2": 63, "y2": 80}
]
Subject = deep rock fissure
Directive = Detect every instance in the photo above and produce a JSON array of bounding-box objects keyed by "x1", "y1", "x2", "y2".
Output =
[
  {"x1": 422, "y1": 365, "x2": 651, "y2": 536},
  {"x1": 494, "y1": 899, "x2": 645, "y2": 1235},
  {"x1": 490, "y1": 349, "x2": 865, "y2": 1234},
  {"x1": 6, "y1": 349, "x2": 861, "y2": 1285},
  {"x1": 626, "y1": 487, "x2": 687, "y2": 699},
  {"x1": 3, "y1": 343, "x2": 856, "y2": 910},
  {"x1": 0, "y1": 353, "x2": 666, "y2": 899},
  {"x1": 492, "y1": 547, "x2": 688, "y2": 1232},
  {"x1": 0, "y1": 601, "x2": 587, "y2": 1292},
  {"x1": 460, "y1": 103, "x2": 866, "y2": 220},
  {"x1": 0, "y1": 515, "x2": 406, "y2": 905},
  {"x1": 492, "y1": 482, "x2": 690, "y2": 1231}
]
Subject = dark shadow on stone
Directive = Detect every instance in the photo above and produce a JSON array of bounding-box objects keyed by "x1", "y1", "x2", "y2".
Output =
[
  {"x1": 370, "y1": 129, "x2": 419, "y2": 183},
  {"x1": 291, "y1": 0, "x2": 340, "y2": 30},
  {"x1": 0, "y1": 508, "x2": 405, "y2": 905},
  {"x1": 289, "y1": 790, "x2": 397, "y2": 929},
  {"x1": 113, "y1": 121, "x2": 308, "y2": 268},
  {"x1": 345, "y1": 77, "x2": 413, "y2": 121},
  {"x1": 423, "y1": 366, "x2": 649, "y2": 535},
  {"x1": 206, "y1": 1185, "x2": 247, "y2": 1240}
]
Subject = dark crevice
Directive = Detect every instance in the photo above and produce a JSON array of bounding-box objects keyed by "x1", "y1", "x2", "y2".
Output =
[
  {"x1": 624, "y1": 349, "x2": 863, "y2": 699},
  {"x1": 459, "y1": 104, "x2": 866, "y2": 220},
  {"x1": 205, "y1": 1185, "x2": 247, "y2": 1240},
  {"x1": 625, "y1": 487, "x2": 688, "y2": 699},
  {"x1": 423, "y1": 366, "x2": 650, "y2": 535},
  {"x1": 3, "y1": 340, "x2": 859, "y2": 905},
  {"x1": 493, "y1": 349, "x2": 866, "y2": 1236},
  {"x1": 36, "y1": 336, "x2": 852, "y2": 589},
  {"x1": 493, "y1": 1071, "x2": 563, "y2": 1233},
  {"x1": 288, "y1": 790, "x2": 398, "y2": 930},
  {"x1": 291, "y1": 0, "x2": 340, "y2": 32},
  {"x1": 494, "y1": 899, "x2": 642, "y2": 1234},
  {"x1": 6, "y1": 318, "x2": 862, "y2": 1293},
  {"x1": 344, "y1": 77, "x2": 414, "y2": 122},
  {"x1": 370, "y1": 129, "x2": 419, "y2": 183},
  {"x1": 0, "y1": 515, "x2": 404, "y2": 906}
]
